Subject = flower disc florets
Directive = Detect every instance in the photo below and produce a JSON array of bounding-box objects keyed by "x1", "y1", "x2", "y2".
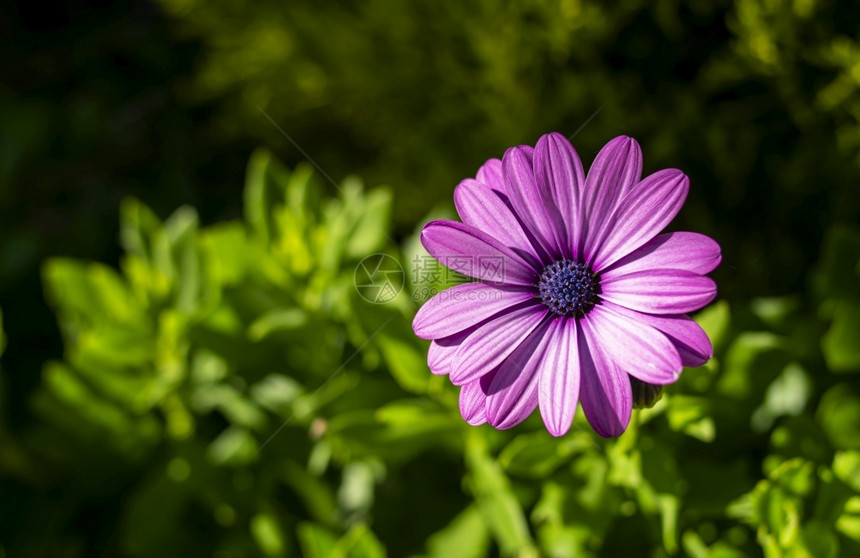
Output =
[{"x1": 538, "y1": 260, "x2": 600, "y2": 318}]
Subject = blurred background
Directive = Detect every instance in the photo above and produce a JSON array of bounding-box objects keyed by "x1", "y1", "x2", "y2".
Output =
[{"x1": 2, "y1": 0, "x2": 860, "y2": 556}]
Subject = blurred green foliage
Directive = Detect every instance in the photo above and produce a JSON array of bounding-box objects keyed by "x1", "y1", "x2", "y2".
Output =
[
  {"x1": 2, "y1": 0, "x2": 860, "y2": 556},
  {"x1": 0, "y1": 150, "x2": 857, "y2": 556}
]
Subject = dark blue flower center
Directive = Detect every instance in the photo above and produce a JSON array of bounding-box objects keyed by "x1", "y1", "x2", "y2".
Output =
[{"x1": 537, "y1": 260, "x2": 601, "y2": 318}]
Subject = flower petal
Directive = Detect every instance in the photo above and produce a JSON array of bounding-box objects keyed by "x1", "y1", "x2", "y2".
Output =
[
  {"x1": 606, "y1": 306, "x2": 714, "y2": 367},
  {"x1": 534, "y1": 133, "x2": 586, "y2": 257},
  {"x1": 428, "y1": 340, "x2": 453, "y2": 375},
  {"x1": 538, "y1": 318, "x2": 580, "y2": 437},
  {"x1": 502, "y1": 145, "x2": 561, "y2": 259},
  {"x1": 476, "y1": 158, "x2": 504, "y2": 194},
  {"x1": 450, "y1": 302, "x2": 547, "y2": 386},
  {"x1": 453, "y1": 178, "x2": 539, "y2": 263},
  {"x1": 486, "y1": 317, "x2": 556, "y2": 429},
  {"x1": 427, "y1": 326, "x2": 479, "y2": 375},
  {"x1": 459, "y1": 375, "x2": 492, "y2": 425},
  {"x1": 420, "y1": 220, "x2": 538, "y2": 285},
  {"x1": 656, "y1": 317, "x2": 713, "y2": 367},
  {"x1": 413, "y1": 282, "x2": 534, "y2": 340},
  {"x1": 601, "y1": 232, "x2": 721, "y2": 280},
  {"x1": 585, "y1": 302, "x2": 682, "y2": 385},
  {"x1": 578, "y1": 317, "x2": 633, "y2": 438},
  {"x1": 601, "y1": 269, "x2": 717, "y2": 314},
  {"x1": 580, "y1": 136, "x2": 642, "y2": 259},
  {"x1": 591, "y1": 169, "x2": 689, "y2": 270}
]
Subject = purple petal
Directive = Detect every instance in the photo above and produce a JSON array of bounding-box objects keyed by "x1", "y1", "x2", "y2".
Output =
[
  {"x1": 428, "y1": 340, "x2": 453, "y2": 375},
  {"x1": 413, "y1": 282, "x2": 534, "y2": 340},
  {"x1": 427, "y1": 326, "x2": 478, "y2": 375},
  {"x1": 486, "y1": 317, "x2": 556, "y2": 429},
  {"x1": 602, "y1": 232, "x2": 721, "y2": 280},
  {"x1": 607, "y1": 305, "x2": 713, "y2": 367},
  {"x1": 420, "y1": 220, "x2": 538, "y2": 285},
  {"x1": 580, "y1": 136, "x2": 643, "y2": 260},
  {"x1": 476, "y1": 158, "x2": 504, "y2": 194},
  {"x1": 459, "y1": 376, "x2": 491, "y2": 425},
  {"x1": 601, "y1": 269, "x2": 717, "y2": 314},
  {"x1": 533, "y1": 133, "x2": 586, "y2": 257},
  {"x1": 502, "y1": 145, "x2": 561, "y2": 258},
  {"x1": 578, "y1": 317, "x2": 633, "y2": 438},
  {"x1": 590, "y1": 169, "x2": 689, "y2": 270},
  {"x1": 450, "y1": 302, "x2": 547, "y2": 386},
  {"x1": 453, "y1": 178, "x2": 539, "y2": 263},
  {"x1": 538, "y1": 318, "x2": 580, "y2": 437},
  {"x1": 584, "y1": 302, "x2": 682, "y2": 385}
]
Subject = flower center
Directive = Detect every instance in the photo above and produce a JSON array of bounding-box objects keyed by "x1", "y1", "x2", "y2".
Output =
[{"x1": 537, "y1": 260, "x2": 600, "y2": 318}]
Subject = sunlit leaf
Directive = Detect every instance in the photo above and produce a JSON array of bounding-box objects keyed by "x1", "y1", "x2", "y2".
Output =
[
  {"x1": 376, "y1": 329, "x2": 429, "y2": 394},
  {"x1": 297, "y1": 522, "x2": 339, "y2": 558},
  {"x1": 822, "y1": 300, "x2": 860, "y2": 372},
  {"x1": 251, "y1": 512, "x2": 288, "y2": 557},
  {"x1": 208, "y1": 426, "x2": 259, "y2": 466},
  {"x1": 422, "y1": 505, "x2": 490, "y2": 558},
  {"x1": 751, "y1": 362, "x2": 811, "y2": 433},
  {"x1": 833, "y1": 451, "x2": 860, "y2": 492},
  {"x1": 248, "y1": 309, "x2": 309, "y2": 341},
  {"x1": 817, "y1": 384, "x2": 860, "y2": 450},
  {"x1": 464, "y1": 431, "x2": 536, "y2": 556}
]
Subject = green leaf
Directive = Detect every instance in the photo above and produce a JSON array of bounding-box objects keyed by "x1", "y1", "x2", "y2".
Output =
[
  {"x1": 376, "y1": 329, "x2": 429, "y2": 394},
  {"x1": 717, "y1": 331, "x2": 784, "y2": 400},
  {"x1": 119, "y1": 197, "x2": 162, "y2": 261},
  {"x1": 207, "y1": 426, "x2": 259, "y2": 466},
  {"x1": 465, "y1": 431, "x2": 536, "y2": 556},
  {"x1": 658, "y1": 494, "x2": 680, "y2": 555},
  {"x1": 769, "y1": 458, "x2": 815, "y2": 498},
  {"x1": 282, "y1": 460, "x2": 339, "y2": 526},
  {"x1": 297, "y1": 522, "x2": 339, "y2": 558},
  {"x1": 750, "y1": 296, "x2": 800, "y2": 329},
  {"x1": 163, "y1": 206, "x2": 202, "y2": 313},
  {"x1": 837, "y1": 496, "x2": 860, "y2": 541},
  {"x1": 248, "y1": 309, "x2": 309, "y2": 341},
  {"x1": 695, "y1": 300, "x2": 731, "y2": 352},
  {"x1": 318, "y1": 179, "x2": 368, "y2": 272},
  {"x1": 817, "y1": 384, "x2": 860, "y2": 450},
  {"x1": 751, "y1": 362, "x2": 811, "y2": 433},
  {"x1": 681, "y1": 530, "x2": 709, "y2": 558},
  {"x1": 43, "y1": 259, "x2": 147, "y2": 326},
  {"x1": 251, "y1": 512, "x2": 288, "y2": 557},
  {"x1": 244, "y1": 148, "x2": 277, "y2": 243},
  {"x1": 822, "y1": 300, "x2": 860, "y2": 372},
  {"x1": 422, "y1": 505, "x2": 490, "y2": 558},
  {"x1": 334, "y1": 524, "x2": 387, "y2": 558},
  {"x1": 192, "y1": 384, "x2": 267, "y2": 430},
  {"x1": 191, "y1": 349, "x2": 229, "y2": 383},
  {"x1": 498, "y1": 432, "x2": 580, "y2": 478},
  {"x1": 536, "y1": 522, "x2": 584, "y2": 558},
  {"x1": 345, "y1": 187, "x2": 392, "y2": 258},
  {"x1": 798, "y1": 520, "x2": 839, "y2": 558},
  {"x1": 325, "y1": 399, "x2": 461, "y2": 463},
  {"x1": 201, "y1": 222, "x2": 249, "y2": 286},
  {"x1": 338, "y1": 461, "x2": 383, "y2": 518},
  {"x1": 833, "y1": 451, "x2": 860, "y2": 492},
  {"x1": 666, "y1": 395, "x2": 716, "y2": 442},
  {"x1": 251, "y1": 374, "x2": 304, "y2": 414}
]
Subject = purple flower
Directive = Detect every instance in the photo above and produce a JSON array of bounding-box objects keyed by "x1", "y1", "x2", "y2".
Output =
[{"x1": 412, "y1": 133, "x2": 720, "y2": 437}]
